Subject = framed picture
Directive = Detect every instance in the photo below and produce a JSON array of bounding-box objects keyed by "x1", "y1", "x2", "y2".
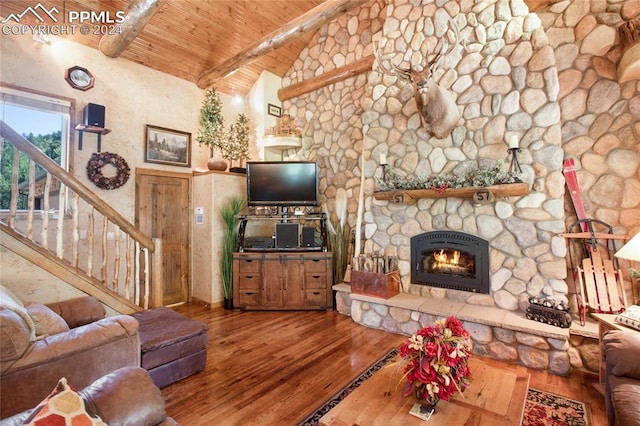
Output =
[
  {"x1": 145, "y1": 125, "x2": 191, "y2": 167},
  {"x1": 267, "y1": 103, "x2": 282, "y2": 117}
]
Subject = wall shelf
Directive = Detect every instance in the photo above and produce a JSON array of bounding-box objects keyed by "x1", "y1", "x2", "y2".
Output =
[
  {"x1": 260, "y1": 135, "x2": 302, "y2": 149},
  {"x1": 373, "y1": 183, "x2": 529, "y2": 204},
  {"x1": 75, "y1": 124, "x2": 111, "y2": 151}
]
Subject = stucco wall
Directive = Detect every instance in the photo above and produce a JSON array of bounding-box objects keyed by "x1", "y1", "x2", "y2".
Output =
[
  {"x1": 1, "y1": 32, "x2": 238, "y2": 200},
  {"x1": 0, "y1": 33, "x2": 244, "y2": 303}
]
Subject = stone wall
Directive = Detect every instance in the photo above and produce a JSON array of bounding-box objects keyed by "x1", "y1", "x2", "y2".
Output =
[
  {"x1": 364, "y1": 0, "x2": 569, "y2": 312},
  {"x1": 284, "y1": 0, "x2": 386, "y2": 214},
  {"x1": 283, "y1": 0, "x2": 639, "y2": 311},
  {"x1": 539, "y1": 0, "x2": 640, "y2": 281},
  {"x1": 285, "y1": 0, "x2": 573, "y2": 313}
]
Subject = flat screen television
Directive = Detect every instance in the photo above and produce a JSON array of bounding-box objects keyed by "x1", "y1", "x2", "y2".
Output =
[{"x1": 246, "y1": 161, "x2": 318, "y2": 206}]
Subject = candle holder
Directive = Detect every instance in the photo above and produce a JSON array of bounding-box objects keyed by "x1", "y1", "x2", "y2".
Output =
[
  {"x1": 381, "y1": 164, "x2": 388, "y2": 183},
  {"x1": 508, "y1": 147, "x2": 522, "y2": 174}
]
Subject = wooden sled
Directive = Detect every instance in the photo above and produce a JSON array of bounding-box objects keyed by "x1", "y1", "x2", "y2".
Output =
[
  {"x1": 561, "y1": 219, "x2": 628, "y2": 326},
  {"x1": 576, "y1": 249, "x2": 627, "y2": 319}
]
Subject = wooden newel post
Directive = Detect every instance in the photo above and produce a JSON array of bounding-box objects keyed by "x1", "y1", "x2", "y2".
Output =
[
  {"x1": 617, "y1": 19, "x2": 640, "y2": 83},
  {"x1": 150, "y1": 237, "x2": 164, "y2": 308}
]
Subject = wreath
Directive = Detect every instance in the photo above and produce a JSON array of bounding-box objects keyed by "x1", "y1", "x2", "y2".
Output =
[{"x1": 86, "y1": 152, "x2": 130, "y2": 190}]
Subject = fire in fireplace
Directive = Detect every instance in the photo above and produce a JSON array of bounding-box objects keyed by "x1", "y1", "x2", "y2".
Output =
[
  {"x1": 411, "y1": 231, "x2": 489, "y2": 294},
  {"x1": 425, "y1": 248, "x2": 475, "y2": 276}
]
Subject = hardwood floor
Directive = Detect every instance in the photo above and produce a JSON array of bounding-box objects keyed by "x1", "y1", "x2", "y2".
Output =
[{"x1": 163, "y1": 302, "x2": 607, "y2": 425}]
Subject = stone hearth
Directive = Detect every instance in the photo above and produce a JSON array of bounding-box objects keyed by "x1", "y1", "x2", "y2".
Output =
[{"x1": 334, "y1": 283, "x2": 574, "y2": 375}]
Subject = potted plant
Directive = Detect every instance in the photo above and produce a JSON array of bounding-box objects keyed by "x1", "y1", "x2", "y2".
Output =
[
  {"x1": 220, "y1": 195, "x2": 246, "y2": 309},
  {"x1": 227, "y1": 113, "x2": 251, "y2": 174},
  {"x1": 197, "y1": 88, "x2": 228, "y2": 171}
]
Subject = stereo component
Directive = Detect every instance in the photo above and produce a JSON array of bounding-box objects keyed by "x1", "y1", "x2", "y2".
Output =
[{"x1": 275, "y1": 223, "x2": 299, "y2": 248}]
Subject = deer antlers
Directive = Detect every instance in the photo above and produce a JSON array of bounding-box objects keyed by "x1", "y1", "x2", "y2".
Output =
[{"x1": 374, "y1": 15, "x2": 462, "y2": 138}]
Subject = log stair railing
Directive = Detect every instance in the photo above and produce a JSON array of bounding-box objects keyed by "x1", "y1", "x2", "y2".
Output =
[{"x1": 0, "y1": 119, "x2": 163, "y2": 314}]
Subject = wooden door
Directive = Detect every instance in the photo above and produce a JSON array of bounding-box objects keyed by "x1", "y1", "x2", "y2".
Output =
[{"x1": 136, "y1": 169, "x2": 190, "y2": 306}]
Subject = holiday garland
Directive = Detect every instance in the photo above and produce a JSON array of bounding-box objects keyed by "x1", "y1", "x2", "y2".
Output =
[
  {"x1": 86, "y1": 152, "x2": 130, "y2": 190},
  {"x1": 376, "y1": 162, "x2": 522, "y2": 193}
]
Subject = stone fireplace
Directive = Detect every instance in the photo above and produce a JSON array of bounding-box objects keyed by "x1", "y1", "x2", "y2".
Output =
[
  {"x1": 320, "y1": 0, "x2": 579, "y2": 377},
  {"x1": 281, "y1": 0, "x2": 631, "y2": 376},
  {"x1": 355, "y1": 0, "x2": 571, "y2": 315},
  {"x1": 411, "y1": 231, "x2": 489, "y2": 294}
]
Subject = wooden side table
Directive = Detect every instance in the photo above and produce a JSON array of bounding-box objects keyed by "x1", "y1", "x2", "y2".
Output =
[{"x1": 591, "y1": 313, "x2": 640, "y2": 395}]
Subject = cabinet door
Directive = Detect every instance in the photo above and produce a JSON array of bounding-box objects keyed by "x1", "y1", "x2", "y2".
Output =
[
  {"x1": 283, "y1": 257, "x2": 305, "y2": 307},
  {"x1": 261, "y1": 257, "x2": 283, "y2": 307}
]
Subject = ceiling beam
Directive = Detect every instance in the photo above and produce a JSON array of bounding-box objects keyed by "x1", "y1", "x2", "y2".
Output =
[
  {"x1": 196, "y1": 0, "x2": 371, "y2": 89},
  {"x1": 99, "y1": 0, "x2": 168, "y2": 58},
  {"x1": 278, "y1": 55, "x2": 374, "y2": 101}
]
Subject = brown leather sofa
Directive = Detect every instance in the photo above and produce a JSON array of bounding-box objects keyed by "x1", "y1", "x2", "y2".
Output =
[
  {"x1": 0, "y1": 295, "x2": 140, "y2": 418},
  {"x1": 603, "y1": 329, "x2": 640, "y2": 426},
  {"x1": 0, "y1": 366, "x2": 178, "y2": 426}
]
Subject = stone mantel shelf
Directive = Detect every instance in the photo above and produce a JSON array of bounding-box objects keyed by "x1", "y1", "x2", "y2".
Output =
[{"x1": 373, "y1": 182, "x2": 529, "y2": 204}]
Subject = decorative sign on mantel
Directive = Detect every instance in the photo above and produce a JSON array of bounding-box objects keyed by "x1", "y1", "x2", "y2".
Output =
[{"x1": 373, "y1": 183, "x2": 529, "y2": 204}]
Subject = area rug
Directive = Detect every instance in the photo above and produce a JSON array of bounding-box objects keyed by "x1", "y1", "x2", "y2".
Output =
[
  {"x1": 298, "y1": 350, "x2": 590, "y2": 426},
  {"x1": 522, "y1": 387, "x2": 590, "y2": 426}
]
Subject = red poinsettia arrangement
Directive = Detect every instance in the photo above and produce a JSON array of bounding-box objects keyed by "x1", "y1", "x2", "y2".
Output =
[{"x1": 399, "y1": 316, "x2": 473, "y2": 405}]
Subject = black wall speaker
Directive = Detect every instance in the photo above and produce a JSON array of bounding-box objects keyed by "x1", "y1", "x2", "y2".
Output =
[
  {"x1": 275, "y1": 223, "x2": 299, "y2": 248},
  {"x1": 83, "y1": 103, "x2": 105, "y2": 128},
  {"x1": 302, "y1": 227, "x2": 316, "y2": 247}
]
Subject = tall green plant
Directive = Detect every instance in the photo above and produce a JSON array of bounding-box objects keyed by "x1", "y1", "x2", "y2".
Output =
[{"x1": 221, "y1": 195, "x2": 246, "y2": 300}]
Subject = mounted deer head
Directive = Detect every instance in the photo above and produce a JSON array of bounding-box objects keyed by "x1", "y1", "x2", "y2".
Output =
[{"x1": 375, "y1": 16, "x2": 462, "y2": 139}]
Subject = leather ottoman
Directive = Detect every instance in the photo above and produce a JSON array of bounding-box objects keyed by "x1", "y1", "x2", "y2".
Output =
[{"x1": 133, "y1": 307, "x2": 208, "y2": 388}]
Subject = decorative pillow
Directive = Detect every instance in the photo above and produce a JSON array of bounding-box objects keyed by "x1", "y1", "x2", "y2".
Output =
[
  {"x1": 25, "y1": 303, "x2": 70, "y2": 337},
  {"x1": 0, "y1": 308, "x2": 31, "y2": 361},
  {"x1": 23, "y1": 377, "x2": 107, "y2": 426},
  {"x1": 0, "y1": 285, "x2": 36, "y2": 341}
]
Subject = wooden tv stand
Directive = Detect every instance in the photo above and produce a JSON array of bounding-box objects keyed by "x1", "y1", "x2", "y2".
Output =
[{"x1": 233, "y1": 251, "x2": 333, "y2": 310}]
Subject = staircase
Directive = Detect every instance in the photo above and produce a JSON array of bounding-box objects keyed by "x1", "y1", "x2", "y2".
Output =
[{"x1": 1, "y1": 119, "x2": 163, "y2": 314}]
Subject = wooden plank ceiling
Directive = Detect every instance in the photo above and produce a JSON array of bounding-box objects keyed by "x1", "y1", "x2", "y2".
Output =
[
  {"x1": 1, "y1": 0, "x2": 325, "y2": 96},
  {"x1": 1, "y1": 0, "x2": 557, "y2": 97}
]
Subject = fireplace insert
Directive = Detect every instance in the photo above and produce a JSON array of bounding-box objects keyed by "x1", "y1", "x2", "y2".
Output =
[{"x1": 411, "y1": 231, "x2": 490, "y2": 294}]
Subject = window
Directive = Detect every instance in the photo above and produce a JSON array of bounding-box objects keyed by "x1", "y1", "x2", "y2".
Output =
[{"x1": 0, "y1": 85, "x2": 73, "y2": 210}]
